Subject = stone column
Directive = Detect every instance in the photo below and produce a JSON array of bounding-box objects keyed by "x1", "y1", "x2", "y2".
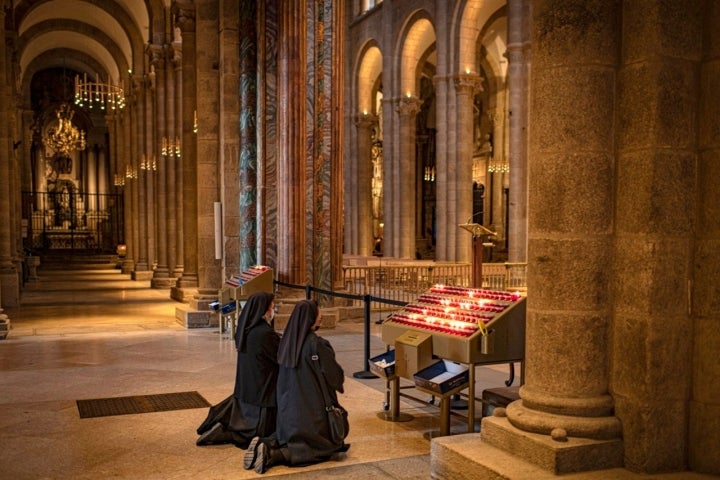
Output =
[
  {"x1": 506, "y1": 0, "x2": 530, "y2": 263},
  {"x1": 132, "y1": 77, "x2": 150, "y2": 274},
  {"x1": 171, "y1": 41, "x2": 183, "y2": 278},
  {"x1": 488, "y1": 107, "x2": 506, "y2": 241},
  {"x1": 238, "y1": 0, "x2": 257, "y2": 271},
  {"x1": 173, "y1": 2, "x2": 199, "y2": 292},
  {"x1": 614, "y1": 1, "x2": 705, "y2": 473},
  {"x1": 481, "y1": 0, "x2": 623, "y2": 475},
  {"x1": 161, "y1": 46, "x2": 177, "y2": 280},
  {"x1": 396, "y1": 96, "x2": 422, "y2": 259},
  {"x1": 691, "y1": 2, "x2": 720, "y2": 474},
  {"x1": 433, "y1": 76, "x2": 449, "y2": 261},
  {"x1": 150, "y1": 45, "x2": 172, "y2": 288},
  {"x1": 143, "y1": 72, "x2": 156, "y2": 275},
  {"x1": 276, "y1": 0, "x2": 307, "y2": 284},
  {"x1": 194, "y1": 0, "x2": 220, "y2": 299},
  {"x1": 120, "y1": 108, "x2": 135, "y2": 273},
  {"x1": 380, "y1": 97, "x2": 395, "y2": 257},
  {"x1": 355, "y1": 113, "x2": 376, "y2": 256},
  {"x1": 98, "y1": 146, "x2": 108, "y2": 212},
  {"x1": 129, "y1": 103, "x2": 140, "y2": 272},
  {"x1": 454, "y1": 73, "x2": 482, "y2": 263},
  {"x1": 0, "y1": 4, "x2": 19, "y2": 308}
]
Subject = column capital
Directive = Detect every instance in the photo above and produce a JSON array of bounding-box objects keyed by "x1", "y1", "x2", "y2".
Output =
[
  {"x1": 396, "y1": 96, "x2": 423, "y2": 116},
  {"x1": 454, "y1": 72, "x2": 483, "y2": 94},
  {"x1": 168, "y1": 43, "x2": 183, "y2": 69},
  {"x1": 147, "y1": 43, "x2": 165, "y2": 68},
  {"x1": 172, "y1": 2, "x2": 196, "y2": 34},
  {"x1": 354, "y1": 112, "x2": 377, "y2": 128}
]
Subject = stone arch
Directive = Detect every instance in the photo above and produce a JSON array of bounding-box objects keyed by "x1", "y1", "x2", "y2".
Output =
[
  {"x1": 18, "y1": 20, "x2": 131, "y2": 83},
  {"x1": 355, "y1": 41, "x2": 383, "y2": 116},
  {"x1": 455, "y1": 0, "x2": 506, "y2": 75},
  {"x1": 396, "y1": 11, "x2": 436, "y2": 98},
  {"x1": 20, "y1": 49, "x2": 109, "y2": 109},
  {"x1": 14, "y1": 0, "x2": 148, "y2": 76}
]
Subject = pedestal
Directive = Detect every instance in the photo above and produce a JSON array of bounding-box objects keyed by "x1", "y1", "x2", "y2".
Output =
[{"x1": 26, "y1": 256, "x2": 40, "y2": 282}]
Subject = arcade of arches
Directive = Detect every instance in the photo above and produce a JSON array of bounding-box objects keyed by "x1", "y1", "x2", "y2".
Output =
[{"x1": 0, "y1": 1, "x2": 719, "y2": 478}]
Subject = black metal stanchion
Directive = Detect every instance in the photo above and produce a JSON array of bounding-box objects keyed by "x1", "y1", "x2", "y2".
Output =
[{"x1": 353, "y1": 294, "x2": 378, "y2": 379}]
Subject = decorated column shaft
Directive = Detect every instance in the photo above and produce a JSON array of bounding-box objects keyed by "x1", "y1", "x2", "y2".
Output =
[
  {"x1": 354, "y1": 113, "x2": 376, "y2": 256},
  {"x1": 395, "y1": 96, "x2": 422, "y2": 259},
  {"x1": 454, "y1": 73, "x2": 482, "y2": 263},
  {"x1": 174, "y1": 2, "x2": 198, "y2": 289}
]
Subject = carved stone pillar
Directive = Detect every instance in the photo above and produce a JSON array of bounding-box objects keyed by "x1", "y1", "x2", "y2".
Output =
[
  {"x1": 163, "y1": 45, "x2": 178, "y2": 281},
  {"x1": 506, "y1": 0, "x2": 530, "y2": 263},
  {"x1": 173, "y1": 2, "x2": 199, "y2": 292},
  {"x1": 433, "y1": 76, "x2": 450, "y2": 261},
  {"x1": 354, "y1": 113, "x2": 376, "y2": 256},
  {"x1": 142, "y1": 72, "x2": 156, "y2": 277},
  {"x1": 150, "y1": 44, "x2": 173, "y2": 288},
  {"x1": 454, "y1": 73, "x2": 482, "y2": 263},
  {"x1": 171, "y1": 41, "x2": 183, "y2": 278},
  {"x1": 691, "y1": 2, "x2": 720, "y2": 474},
  {"x1": 194, "y1": 0, "x2": 221, "y2": 299},
  {"x1": 120, "y1": 109, "x2": 135, "y2": 273},
  {"x1": 238, "y1": 0, "x2": 258, "y2": 271},
  {"x1": 132, "y1": 77, "x2": 150, "y2": 274},
  {"x1": 485, "y1": 0, "x2": 623, "y2": 474},
  {"x1": 276, "y1": 0, "x2": 307, "y2": 284},
  {"x1": 129, "y1": 100, "x2": 140, "y2": 271},
  {"x1": 616, "y1": 1, "x2": 708, "y2": 473},
  {"x1": 0, "y1": 6, "x2": 19, "y2": 308},
  {"x1": 395, "y1": 96, "x2": 422, "y2": 259}
]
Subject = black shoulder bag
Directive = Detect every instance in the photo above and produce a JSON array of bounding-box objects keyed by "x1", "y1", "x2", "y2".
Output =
[{"x1": 310, "y1": 336, "x2": 349, "y2": 444}]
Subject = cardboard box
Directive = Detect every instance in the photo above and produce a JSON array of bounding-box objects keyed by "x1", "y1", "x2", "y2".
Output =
[
  {"x1": 395, "y1": 330, "x2": 434, "y2": 380},
  {"x1": 413, "y1": 359, "x2": 469, "y2": 394},
  {"x1": 369, "y1": 350, "x2": 396, "y2": 379}
]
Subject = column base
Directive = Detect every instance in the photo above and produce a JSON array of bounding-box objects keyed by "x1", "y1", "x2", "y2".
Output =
[
  {"x1": 170, "y1": 286, "x2": 197, "y2": 303},
  {"x1": 437, "y1": 415, "x2": 623, "y2": 477},
  {"x1": 131, "y1": 270, "x2": 155, "y2": 281},
  {"x1": 151, "y1": 277, "x2": 177, "y2": 289},
  {"x1": 0, "y1": 314, "x2": 10, "y2": 340},
  {"x1": 0, "y1": 271, "x2": 20, "y2": 308}
]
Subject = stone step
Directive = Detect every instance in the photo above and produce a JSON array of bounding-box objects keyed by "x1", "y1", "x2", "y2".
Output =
[{"x1": 38, "y1": 254, "x2": 121, "y2": 270}]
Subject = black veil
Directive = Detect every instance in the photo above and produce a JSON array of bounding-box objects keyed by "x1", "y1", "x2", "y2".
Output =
[
  {"x1": 234, "y1": 291, "x2": 274, "y2": 353},
  {"x1": 277, "y1": 300, "x2": 319, "y2": 368}
]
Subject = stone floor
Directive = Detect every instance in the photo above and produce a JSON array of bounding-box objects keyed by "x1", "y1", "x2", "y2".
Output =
[{"x1": 0, "y1": 266, "x2": 516, "y2": 479}]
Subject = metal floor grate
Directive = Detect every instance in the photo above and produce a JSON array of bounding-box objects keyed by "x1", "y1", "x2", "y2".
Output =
[{"x1": 77, "y1": 391, "x2": 210, "y2": 419}]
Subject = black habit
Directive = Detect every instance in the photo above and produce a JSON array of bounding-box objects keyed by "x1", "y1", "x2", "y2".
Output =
[
  {"x1": 275, "y1": 301, "x2": 347, "y2": 465},
  {"x1": 197, "y1": 291, "x2": 279, "y2": 447}
]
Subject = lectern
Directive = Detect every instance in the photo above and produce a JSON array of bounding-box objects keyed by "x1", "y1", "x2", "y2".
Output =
[{"x1": 459, "y1": 223, "x2": 496, "y2": 288}]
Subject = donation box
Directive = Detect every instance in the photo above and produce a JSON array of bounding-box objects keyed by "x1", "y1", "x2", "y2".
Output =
[{"x1": 394, "y1": 330, "x2": 434, "y2": 380}]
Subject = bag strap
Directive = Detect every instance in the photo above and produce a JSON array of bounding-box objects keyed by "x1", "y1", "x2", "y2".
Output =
[{"x1": 309, "y1": 335, "x2": 335, "y2": 410}]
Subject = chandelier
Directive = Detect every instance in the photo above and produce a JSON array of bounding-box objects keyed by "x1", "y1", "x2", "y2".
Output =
[
  {"x1": 487, "y1": 157, "x2": 510, "y2": 174},
  {"x1": 161, "y1": 136, "x2": 181, "y2": 158},
  {"x1": 43, "y1": 103, "x2": 87, "y2": 157},
  {"x1": 74, "y1": 73, "x2": 126, "y2": 111}
]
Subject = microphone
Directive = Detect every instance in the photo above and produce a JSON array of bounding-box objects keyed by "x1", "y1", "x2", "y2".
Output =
[{"x1": 466, "y1": 210, "x2": 483, "y2": 224}]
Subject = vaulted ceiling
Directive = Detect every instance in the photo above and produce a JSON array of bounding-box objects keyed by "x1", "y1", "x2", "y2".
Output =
[{"x1": 10, "y1": 0, "x2": 171, "y2": 109}]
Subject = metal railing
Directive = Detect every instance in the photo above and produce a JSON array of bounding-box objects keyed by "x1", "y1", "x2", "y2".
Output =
[{"x1": 22, "y1": 191, "x2": 124, "y2": 253}]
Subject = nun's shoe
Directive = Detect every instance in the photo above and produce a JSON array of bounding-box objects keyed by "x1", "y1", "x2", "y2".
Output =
[
  {"x1": 243, "y1": 436, "x2": 261, "y2": 469},
  {"x1": 196, "y1": 423, "x2": 232, "y2": 446}
]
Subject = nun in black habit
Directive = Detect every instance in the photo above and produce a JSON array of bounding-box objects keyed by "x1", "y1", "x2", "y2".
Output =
[
  {"x1": 196, "y1": 290, "x2": 279, "y2": 448},
  {"x1": 243, "y1": 299, "x2": 349, "y2": 474}
]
